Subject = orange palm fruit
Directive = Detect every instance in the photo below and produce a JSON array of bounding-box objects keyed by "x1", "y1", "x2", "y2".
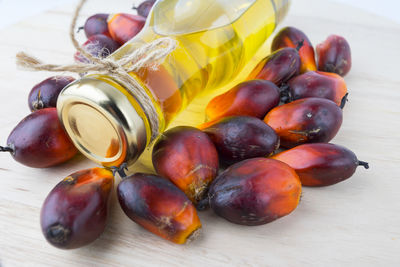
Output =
[
  {"x1": 282, "y1": 71, "x2": 348, "y2": 107},
  {"x1": 1, "y1": 108, "x2": 78, "y2": 168},
  {"x1": 152, "y1": 126, "x2": 218, "y2": 204},
  {"x1": 271, "y1": 26, "x2": 317, "y2": 73},
  {"x1": 40, "y1": 168, "x2": 114, "y2": 249},
  {"x1": 117, "y1": 173, "x2": 202, "y2": 244},
  {"x1": 108, "y1": 13, "x2": 145, "y2": 45},
  {"x1": 272, "y1": 143, "x2": 369, "y2": 186},
  {"x1": 206, "y1": 158, "x2": 301, "y2": 225},
  {"x1": 317, "y1": 35, "x2": 352, "y2": 77},
  {"x1": 205, "y1": 80, "x2": 280, "y2": 121},
  {"x1": 264, "y1": 98, "x2": 342, "y2": 148},
  {"x1": 248, "y1": 47, "x2": 301, "y2": 86}
]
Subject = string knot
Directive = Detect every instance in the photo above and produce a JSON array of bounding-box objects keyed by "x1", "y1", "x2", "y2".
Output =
[{"x1": 102, "y1": 59, "x2": 123, "y2": 74}]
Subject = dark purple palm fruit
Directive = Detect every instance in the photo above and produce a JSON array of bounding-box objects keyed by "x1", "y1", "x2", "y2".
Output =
[
  {"x1": 28, "y1": 76, "x2": 75, "y2": 111},
  {"x1": 79, "y1": 13, "x2": 110, "y2": 38},
  {"x1": 316, "y1": 35, "x2": 352, "y2": 76},
  {"x1": 133, "y1": 0, "x2": 156, "y2": 18},
  {"x1": 74, "y1": 34, "x2": 121, "y2": 63}
]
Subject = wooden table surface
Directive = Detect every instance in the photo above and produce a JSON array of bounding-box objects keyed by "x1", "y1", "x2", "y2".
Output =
[{"x1": 1, "y1": 0, "x2": 399, "y2": 266}]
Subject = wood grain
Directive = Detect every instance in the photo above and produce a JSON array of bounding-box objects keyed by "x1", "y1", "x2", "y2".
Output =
[{"x1": 0, "y1": 0, "x2": 399, "y2": 266}]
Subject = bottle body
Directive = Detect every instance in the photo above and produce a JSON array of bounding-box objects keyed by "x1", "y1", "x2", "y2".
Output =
[
  {"x1": 113, "y1": 0, "x2": 289, "y2": 130},
  {"x1": 57, "y1": 0, "x2": 290, "y2": 168}
]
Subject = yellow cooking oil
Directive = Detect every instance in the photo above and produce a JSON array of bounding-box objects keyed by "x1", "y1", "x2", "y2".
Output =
[
  {"x1": 112, "y1": 0, "x2": 289, "y2": 130},
  {"x1": 110, "y1": 0, "x2": 290, "y2": 169},
  {"x1": 58, "y1": 0, "x2": 290, "y2": 169}
]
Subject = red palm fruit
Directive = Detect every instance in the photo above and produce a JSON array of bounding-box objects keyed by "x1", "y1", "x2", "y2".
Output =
[
  {"x1": 283, "y1": 71, "x2": 348, "y2": 107},
  {"x1": 117, "y1": 173, "x2": 202, "y2": 244},
  {"x1": 248, "y1": 47, "x2": 301, "y2": 86},
  {"x1": 74, "y1": 34, "x2": 120, "y2": 63},
  {"x1": 81, "y1": 13, "x2": 110, "y2": 38},
  {"x1": 272, "y1": 143, "x2": 369, "y2": 186},
  {"x1": 207, "y1": 158, "x2": 301, "y2": 225},
  {"x1": 134, "y1": 0, "x2": 156, "y2": 18},
  {"x1": 41, "y1": 168, "x2": 114, "y2": 249},
  {"x1": 0, "y1": 108, "x2": 78, "y2": 168},
  {"x1": 205, "y1": 80, "x2": 280, "y2": 121},
  {"x1": 317, "y1": 35, "x2": 352, "y2": 76},
  {"x1": 28, "y1": 76, "x2": 75, "y2": 111},
  {"x1": 264, "y1": 98, "x2": 343, "y2": 148},
  {"x1": 202, "y1": 116, "x2": 279, "y2": 165},
  {"x1": 271, "y1": 26, "x2": 317, "y2": 73},
  {"x1": 152, "y1": 126, "x2": 218, "y2": 204},
  {"x1": 108, "y1": 13, "x2": 146, "y2": 45}
]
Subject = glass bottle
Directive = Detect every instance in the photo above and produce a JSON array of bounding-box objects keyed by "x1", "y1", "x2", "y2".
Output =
[{"x1": 57, "y1": 0, "x2": 290, "y2": 167}]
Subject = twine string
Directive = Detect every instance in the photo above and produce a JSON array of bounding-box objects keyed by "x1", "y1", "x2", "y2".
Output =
[{"x1": 15, "y1": 0, "x2": 177, "y2": 141}]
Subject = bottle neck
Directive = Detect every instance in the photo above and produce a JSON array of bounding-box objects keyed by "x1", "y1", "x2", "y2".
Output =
[
  {"x1": 271, "y1": 0, "x2": 290, "y2": 26},
  {"x1": 57, "y1": 74, "x2": 149, "y2": 168}
]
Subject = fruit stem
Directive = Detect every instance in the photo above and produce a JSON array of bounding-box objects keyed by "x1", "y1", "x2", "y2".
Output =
[
  {"x1": 279, "y1": 83, "x2": 292, "y2": 103},
  {"x1": 296, "y1": 39, "x2": 304, "y2": 51},
  {"x1": 358, "y1": 161, "x2": 370, "y2": 169},
  {"x1": 77, "y1": 26, "x2": 84, "y2": 33},
  {"x1": 32, "y1": 89, "x2": 44, "y2": 111},
  {"x1": 196, "y1": 196, "x2": 210, "y2": 211},
  {"x1": 185, "y1": 227, "x2": 202, "y2": 244},
  {"x1": 132, "y1": 5, "x2": 138, "y2": 10},
  {"x1": 110, "y1": 162, "x2": 129, "y2": 178},
  {"x1": 340, "y1": 93, "x2": 349, "y2": 109},
  {"x1": 0, "y1": 146, "x2": 14, "y2": 153},
  {"x1": 46, "y1": 224, "x2": 70, "y2": 245}
]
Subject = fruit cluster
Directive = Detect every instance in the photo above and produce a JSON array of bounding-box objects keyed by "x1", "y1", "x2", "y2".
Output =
[
  {"x1": 1, "y1": 77, "x2": 78, "y2": 168},
  {"x1": 75, "y1": 1, "x2": 154, "y2": 62},
  {"x1": 1, "y1": 1, "x2": 369, "y2": 250},
  {"x1": 44, "y1": 25, "x2": 366, "y2": 249},
  {"x1": 1, "y1": 1, "x2": 156, "y2": 168}
]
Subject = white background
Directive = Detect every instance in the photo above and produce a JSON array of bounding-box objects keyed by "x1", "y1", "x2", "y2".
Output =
[{"x1": 0, "y1": 0, "x2": 399, "y2": 30}]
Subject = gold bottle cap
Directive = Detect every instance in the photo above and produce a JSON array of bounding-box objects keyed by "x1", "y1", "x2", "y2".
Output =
[{"x1": 57, "y1": 75, "x2": 148, "y2": 167}]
